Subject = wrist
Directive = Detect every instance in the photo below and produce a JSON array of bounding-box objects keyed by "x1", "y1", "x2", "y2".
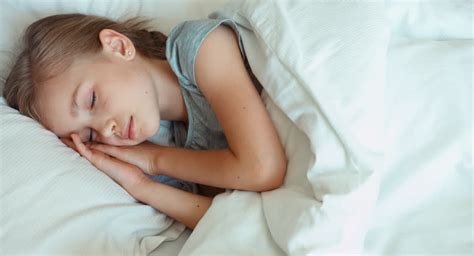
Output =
[
  {"x1": 127, "y1": 175, "x2": 153, "y2": 202},
  {"x1": 151, "y1": 148, "x2": 164, "y2": 176},
  {"x1": 131, "y1": 178, "x2": 158, "y2": 203}
]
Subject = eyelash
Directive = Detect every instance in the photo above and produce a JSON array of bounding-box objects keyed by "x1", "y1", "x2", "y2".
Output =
[{"x1": 89, "y1": 91, "x2": 96, "y2": 142}]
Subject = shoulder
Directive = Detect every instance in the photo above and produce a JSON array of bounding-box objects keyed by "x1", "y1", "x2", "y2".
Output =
[
  {"x1": 166, "y1": 19, "x2": 243, "y2": 86},
  {"x1": 167, "y1": 19, "x2": 238, "y2": 43},
  {"x1": 199, "y1": 25, "x2": 240, "y2": 56},
  {"x1": 193, "y1": 23, "x2": 254, "y2": 124},
  {"x1": 194, "y1": 24, "x2": 244, "y2": 89},
  {"x1": 166, "y1": 19, "x2": 238, "y2": 60}
]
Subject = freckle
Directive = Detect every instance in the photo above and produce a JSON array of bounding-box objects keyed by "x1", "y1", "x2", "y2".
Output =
[
  {"x1": 145, "y1": 91, "x2": 148, "y2": 94},
  {"x1": 196, "y1": 204, "x2": 200, "y2": 208},
  {"x1": 242, "y1": 107, "x2": 246, "y2": 110},
  {"x1": 237, "y1": 176, "x2": 240, "y2": 179}
]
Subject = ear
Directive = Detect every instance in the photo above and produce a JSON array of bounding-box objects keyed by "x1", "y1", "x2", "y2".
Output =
[{"x1": 98, "y1": 29, "x2": 136, "y2": 60}]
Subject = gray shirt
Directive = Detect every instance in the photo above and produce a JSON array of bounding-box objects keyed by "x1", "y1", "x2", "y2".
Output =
[
  {"x1": 147, "y1": 18, "x2": 263, "y2": 193},
  {"x1": 166, "y1": 18, "x2": 263, "y2": 150}
]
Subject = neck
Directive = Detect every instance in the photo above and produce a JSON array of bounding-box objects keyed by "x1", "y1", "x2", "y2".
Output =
[{"x1": 147, "y1": 58, "x2": 188, "y2": 124}]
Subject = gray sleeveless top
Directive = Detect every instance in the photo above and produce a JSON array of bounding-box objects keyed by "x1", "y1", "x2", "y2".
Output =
[
  {"x1": 166, "y1": 18, "x2": 262, "y2": 150},
  {"x1": 147, "y1": 18, "x2": 263, "y2": 192}
]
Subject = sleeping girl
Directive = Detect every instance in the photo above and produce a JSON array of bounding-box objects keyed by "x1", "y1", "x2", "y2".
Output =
[{"x1": 3, "y1": 13, "x2": 287, "y2": 229}]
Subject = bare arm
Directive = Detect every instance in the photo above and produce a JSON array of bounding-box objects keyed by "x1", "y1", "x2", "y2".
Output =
[
  {"x1": 134, "y1": 180, "x2": 212, "y2": 230},
  {"x1": 155, "y1": 147, "x2": 275, "y2": 191},
  {"x1": 154, "y1": 25, "x2": 287, "y2": 191},
  {"x1": 66, "y1": 134, "x2": 212, "y2": 230}
]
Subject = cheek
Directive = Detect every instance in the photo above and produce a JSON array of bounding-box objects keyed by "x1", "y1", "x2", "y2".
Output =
[
  {"x1": 140, "y1": 119, "x2": 160, "y2": 141},
  {"x1": 95, "y1": 136, "x2": 112, "y2": 145},
  {"x1": 138, "y1": 101, "x2": 161, "y2": 139},
  {"x1": 96, "y1": 135, "x2": 123, "y2": 146}
]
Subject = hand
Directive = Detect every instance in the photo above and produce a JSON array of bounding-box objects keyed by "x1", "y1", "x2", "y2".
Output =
[
  {"x1": 86, "y1": 140, "x2": 162, "y2": 176},
  {"x1": 61, "y1": 134, "x2": 152, "y2": 197}
]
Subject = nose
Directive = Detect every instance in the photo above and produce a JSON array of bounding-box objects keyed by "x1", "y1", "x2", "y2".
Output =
[{"x1": 99, "y1": 119, "x2": 118, "y2": 138}]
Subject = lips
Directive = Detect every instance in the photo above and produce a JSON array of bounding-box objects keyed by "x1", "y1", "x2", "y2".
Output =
[
  {"x1": 122, "y1": 116, "x2": 134, "y2": 140},
  {"x1": 128, "y1": 116, "x2": 135, "y2": 140}
]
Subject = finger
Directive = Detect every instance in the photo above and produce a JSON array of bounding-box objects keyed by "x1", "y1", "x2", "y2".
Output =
[
  {"x1": 68, "y1": 135, "x2": 148, "y2": 190},
  {"x1": 61, "y1": 138, "x2": 74, "y2": 148},
  {"x1": 61, "y1": 138, "x2": 79, "y2": 152},
  {"x1": 87, "y1": 148, "x2": 149, "y2": 190},
  {"x1": 75, "y1": 142, "x2": 137, "y2": 182},
  {"x1": 90, "y1": 144, "x2": 155, "y2": 175},
  {"x1": 88, "y1": 148, "x2": 123, "y2": 174},
  {"x1": 89, "y1": 144, "x2": 128, "y2": 161},
  {"x1": 71, "y1": 133, "x2": 93, "y2": 160}
]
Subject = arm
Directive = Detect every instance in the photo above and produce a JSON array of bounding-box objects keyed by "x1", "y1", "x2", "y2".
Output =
[
  {"x1": 155, "y1": 25, "x2": 287, "y2": 192},
  {"x1": 156, "y1": 147, "x2": 274, "y2": 192},
  {"x1": 134, "y1": 179, "x2": 212, "y2": 230},
  {"x1": 66, "y1": 134, "x2": 211, "y2": 230}
]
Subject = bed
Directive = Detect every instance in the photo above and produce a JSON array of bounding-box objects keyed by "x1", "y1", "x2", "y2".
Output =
[{"x1": 1, "y1": 0, "x2": 472, "y2": 255}]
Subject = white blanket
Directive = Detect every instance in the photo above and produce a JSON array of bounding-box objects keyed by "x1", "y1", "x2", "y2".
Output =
[
  {"x1": 181, "y1": 0, "x2": 387, "y2": 254},
  {"x1": 179, "y1": 0, "x2": 473, "y2": 255}
]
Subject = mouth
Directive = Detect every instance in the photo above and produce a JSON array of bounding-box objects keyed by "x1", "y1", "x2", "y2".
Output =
[{"x1": 122, "y1": 116, "x2": 135, "y2": 140}]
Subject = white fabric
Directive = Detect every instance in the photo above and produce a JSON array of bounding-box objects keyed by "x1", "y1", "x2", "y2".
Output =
[
  {"x1": 0, "y1": 0, "x2": 229, "y2": 255},
  {"x1": 364, "y1": 37, "x2": 473, "y2": 255},
  {"x1": 179, "y1": 0, "x2": 473, "y2": 255},
  {"x1": 386, "y1": 0, "x2": 473, "y2": 40},
  {"x1": 181, "y1": 0, "x2": 388, "y2": 254},
  {"x1": 0, "y1": 0, "x2": 229, "y2": 84}
]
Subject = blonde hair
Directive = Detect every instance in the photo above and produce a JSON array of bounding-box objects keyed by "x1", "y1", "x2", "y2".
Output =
[{"x1": 3, "y1": 13, "x2": 167, "y2": 122}]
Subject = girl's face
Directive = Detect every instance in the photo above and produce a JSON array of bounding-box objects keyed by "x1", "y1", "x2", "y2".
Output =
[{"x1": 35, "y1": 53, "x2": 161, "y2": 146}]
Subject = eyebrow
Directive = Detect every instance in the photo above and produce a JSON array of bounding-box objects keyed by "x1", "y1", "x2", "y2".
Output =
[{"x1": 70, "y1": 84, "x2": 80, "y2": 118}]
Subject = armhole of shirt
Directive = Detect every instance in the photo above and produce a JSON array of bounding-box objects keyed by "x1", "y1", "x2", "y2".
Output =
[
  {"x1": 166, "y1": 19, "x2": 247, "y2": 94},
  {"x1": 189, "y1": 19, "x2": 247, "y2": 86}
]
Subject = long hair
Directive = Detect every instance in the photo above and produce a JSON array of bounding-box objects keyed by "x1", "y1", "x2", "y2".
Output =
[{"x1": 3, "y1": 13, "x2": 167, "y2": 122}]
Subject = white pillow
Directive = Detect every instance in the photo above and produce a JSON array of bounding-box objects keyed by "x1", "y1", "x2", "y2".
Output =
[
  {"x1": 0, "y1": 97, "x2": 184, "y2": 254},
  {"x1": 0, "y1": 0, "x2": 229, "y2": 92},
  {"x1": 0, "y1": 0, "x2": 229, "y2": 254}
]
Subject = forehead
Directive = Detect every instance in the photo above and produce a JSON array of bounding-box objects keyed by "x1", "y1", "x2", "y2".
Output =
[
  {"x1": 36, "y1": 74, "x2": 77, "y2": 137},
  {"x1": 36, "y1": 61, "x2": 85, "y2": 137}
]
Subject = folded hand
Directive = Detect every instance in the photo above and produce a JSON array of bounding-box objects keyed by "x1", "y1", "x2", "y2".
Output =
[
  {"x1": 87, "y1": 139, "x2": 161, "y2": 176},
  {"x1": 61, "y1": 134, "x2": 152, "y2": 196}
]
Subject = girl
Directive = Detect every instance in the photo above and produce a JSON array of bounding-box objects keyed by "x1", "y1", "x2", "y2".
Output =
[{"x1": 3, "y1": 13, "x2": 287, "y2": 229}]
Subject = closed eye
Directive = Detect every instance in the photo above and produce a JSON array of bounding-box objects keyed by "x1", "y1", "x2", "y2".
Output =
[
  {"x1": 89, "y1": 91, "x2": 96, "y2": 142},
  {"x1": 91, "y1": 91, "x2": 96, "y2": 109}
]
